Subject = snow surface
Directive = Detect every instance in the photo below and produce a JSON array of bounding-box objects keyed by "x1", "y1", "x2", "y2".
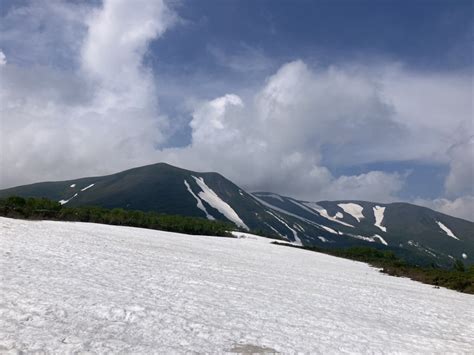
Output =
[
  {"x1": 266, "y1": 210, "x2": 302, "y2": 245},
  {"x1": 69, "y1": 184, "x2": 76, "y2": 188},
  {"x1": 373, "y1": 234, "x2": 388, "y2": 246},
  {"x1": 462, "y1": 253, "x2": 468, "y2": 260},
  {"x1": 436, "y1": 221, "x2": 459, "y2": 240},
  {"x1": 192, "y1": 176, "x2": 248, "y2": 230},
  {"x1": 303, "y1": 202, "x2": 354, "y2": 228},
  {"x1": 58, "y1": 193, "x2": 77, "y2": 205},
  {"x1": 373, "y1": 206, "x2": 387, "y2": 232},
  {"x1": 1, "y1": 217, "x2": 473, "y2": 353},
  {"x1": 80, "y1": 184, "x2": 94, "y2": 192},
  {"x1": 338, "y1": 203, "x2": 365, "y2": 222},
  {"x1": 184, "y1": 180, "x2": 215, "y2": 221}
]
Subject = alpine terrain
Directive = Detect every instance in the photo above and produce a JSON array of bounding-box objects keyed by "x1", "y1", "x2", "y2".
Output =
[{"x1": 1, "y1": 162, "x2": 472, "y2": 267}]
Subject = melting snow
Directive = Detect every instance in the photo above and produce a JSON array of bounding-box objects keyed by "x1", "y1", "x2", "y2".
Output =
[
  {"x1": 436, "y1": 221, "x2": 459, "y2": 240},
  {"x1": 1, "y1": 217, "x2": 472, "y2": 353},
  {"x1": 192, "y1": 176, "x2": 248, "y2": 230},
  {"x1": 373, "y1": 234, "x2": 388, "y2": 246},
  {"x1": 338, "y1": 203, "x2": 365, "y2": 222},
  {"x1": 59, "y1": 193, "x2": 78, "y2": 205},
  {"x1": 80, "y1": 184, "x2": 94, "y2": 192},
  {"x1": 318, "y1": 236, "x2": 330, "y2": 243},
  {"x1": 320, "y1": 225, "x2": 339, "y2": 235},
  {"x1": 462, "y1": 253, "x2": 467, "y2": 260},
  {"x1": 302, "y1": 202, "x2": 354, "y2": 228},
  {"x1": 184, "y1": 180, "x2": 215, "y2": 221},
  {"x1": 69, "y1": 184, "x2": 76, "y2": 188},
  {"x1": 266, "y1": 210, "x2": 302, "y2": 245},
  {"x1": 373, "y1": 206, "x2": 387, "y2": 232}
]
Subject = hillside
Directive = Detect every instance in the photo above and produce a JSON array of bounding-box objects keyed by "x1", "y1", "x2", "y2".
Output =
[
  {"x1": 1, "y1": 162, "x2": 473, "y2": 267},
  {"x1": 1, "y1": 217, "x2": 473, "y2": 353}
]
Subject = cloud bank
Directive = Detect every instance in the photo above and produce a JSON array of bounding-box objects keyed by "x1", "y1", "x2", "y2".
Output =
[{"x1": 0, "y1": 0, "x2": 472, "y2": 221}]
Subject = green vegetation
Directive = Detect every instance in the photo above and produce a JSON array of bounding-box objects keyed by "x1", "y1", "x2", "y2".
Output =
[
  {"x1": 274, "y1": 243, "x2": 474, "y2": 294},
  {"x1": 0, "y1": 196, "x2": 235, "y2": 237}
]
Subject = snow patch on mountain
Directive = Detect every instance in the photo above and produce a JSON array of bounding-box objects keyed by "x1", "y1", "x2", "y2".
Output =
[
  {"x1": 70, "y1": 184, "x2": 76, "y2": 188},
  {"x1": 80, "y1": 184, "x2": 94, "y2": 192},
  {"x1": 192, "y1": 176, "x2": 248, "y2": 230},
  {"x1": 373, "y1": 234, "x2": 388, "y2": 246},
  {"x1": 184, "y1": 180, "x2": 215, "y2": 221},
  {"x1": 59, "y1": 193, "x2": 78, "y2": 205},
  {"x1": 436, "y1": 221, "x2": 459, "y2": 240},
  {"x1": 373, "y1": 206, "x2": 387, "y2": 232},
  {"x1": 302, "y1": 202, "x2": 354, "y2": 228},
  {"x1": 338, "y1": 203, "x2": 365, "y2": 222},
  {"x1": 266, "y1": 210, "x2": 302, "y2": 245}
]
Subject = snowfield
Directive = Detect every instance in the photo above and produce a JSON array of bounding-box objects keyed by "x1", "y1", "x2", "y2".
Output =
[{"x1": 1, "y1": 218, "x2": 473, "y2": 353}]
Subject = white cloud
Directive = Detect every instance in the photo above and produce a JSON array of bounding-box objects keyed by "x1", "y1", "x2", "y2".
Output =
[
  {"x1": 414, "y1": 196, "x2": 474, "y2": 222},
  {"x1": 0, "y1": 0, "x2": 175, "y2": 187},
  {"x1": 0, "y1": 1, "x2": 472, "y2": 220},
  {"x1": 444, "y1": 137, "x2": 474, "y2": 198},
  {"x1": 0, "y1": 50, "x2": 6, "y2": 65}
]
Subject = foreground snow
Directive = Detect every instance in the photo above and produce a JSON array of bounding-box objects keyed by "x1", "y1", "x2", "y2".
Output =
[{"x1": 1, "y1": 218, "x2": 473, "y2": 353}]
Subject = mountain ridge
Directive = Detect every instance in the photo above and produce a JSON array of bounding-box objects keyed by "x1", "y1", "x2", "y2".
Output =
[{"x1": 1, "y1": 162, "x2": 472, "y2": 267}]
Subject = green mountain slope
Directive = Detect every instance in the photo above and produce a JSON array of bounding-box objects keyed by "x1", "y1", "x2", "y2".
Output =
[{"x1": 1, "y1": 162, "x2": 472, "y2": 267}]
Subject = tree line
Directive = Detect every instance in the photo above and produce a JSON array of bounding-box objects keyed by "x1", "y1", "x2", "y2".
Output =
[{"x1": 0, "y1": 196, "x2": 235, "y2": 237}]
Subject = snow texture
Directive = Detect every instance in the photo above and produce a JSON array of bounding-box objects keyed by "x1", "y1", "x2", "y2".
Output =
[
  {"x1": 1, "y1": 217, "x2": 473, "y2": 353},
  {"x1": 462, "y1": 253, "x2": 468, "y2": 260},
  {"x1": 338, "y1": 203, "x2": 365, "y2": 222},
  {"x1": 373, "y1": 206, "x2": 387, "y2": 232},
  {"x1": 436, "y1": 221, "x2": 459, "y2": 240},
  {"x1": 266, "y1": 210, "x2": 302, "y2": 245},
  {"x1": 373, "y1": 234, "x2": 388, "y2": 246},
  {"x1": 192, "y1": 176, "x2": 248, "y2": 230},
  {"x1": 58, "y1": 193, "x2": 77, "y2": 205},
  {"x1": 303, "y1": 202, "x2": 354, "y2": 227},
  {"x1": 69, "y1": 184, "x2": 76, "y2": 188},
  {"x1": 80, "y1": 184, "x2": 94, "y2": 192},
  {"x1": 184, "y1": 180, "x2": 215, "y2": 221}
]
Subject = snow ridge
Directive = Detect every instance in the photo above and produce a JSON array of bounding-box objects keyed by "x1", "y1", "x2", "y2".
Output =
[
  {"x1": 266, "y1": 210, "x2": 302, "y2": 245},
  {"x1": 184, "y1": 180, "x2": 215, "y2": 221},
  {"x1": 373, "y1": 206, "x2": 387, "y2": 232},
  {"x1": 59, "y1": 193, "x2": 78, "y2": 205},
  {"x1": 192, "y1": 176, "x2": 248, "y2": 230},
  {"x1": 81, "y1": 184, "x2": 94, "y2": 192},
  {"x1": 436, "y1": 221, "x2": 459, "y2": 240},
  {"x1": 302, "y1": 202, "x2": 354, "y2": 228},
  {"x1": 338, "y1": 203, "x2": 365, "y2": 222}
]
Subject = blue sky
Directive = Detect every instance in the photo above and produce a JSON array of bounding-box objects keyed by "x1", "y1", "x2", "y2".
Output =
[{"x1": 0, "y1": 0, "x2": 472, "y2": 219}]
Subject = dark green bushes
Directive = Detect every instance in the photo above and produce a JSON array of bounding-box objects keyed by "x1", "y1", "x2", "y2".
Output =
[{"x1": 0, "y1": 196, "x2": 235, "y2": 237}]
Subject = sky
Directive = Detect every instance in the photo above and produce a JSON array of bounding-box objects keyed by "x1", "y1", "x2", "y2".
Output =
[{"x1": 0, "y1": 0, "x2": 473, "y2": 220}]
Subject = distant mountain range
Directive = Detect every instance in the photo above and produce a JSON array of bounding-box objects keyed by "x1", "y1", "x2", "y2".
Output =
[{"x1": 1, "y1": 162, "x2": 472, "y2": 267}]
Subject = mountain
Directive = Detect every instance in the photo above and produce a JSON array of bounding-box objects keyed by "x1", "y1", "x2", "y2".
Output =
[{"x1": 1, "y1": 162, "x2": 472, "y2": 266}]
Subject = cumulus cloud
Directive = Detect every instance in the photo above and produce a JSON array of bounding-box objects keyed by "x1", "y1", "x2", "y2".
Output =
[
  {"x1": 444, "y1": 137, "x2": 474, "y2": 198},
  {"x1": 0, "y1": 50, "x2": 6, "y2": 65},
  {"x1": 0, "y1": 0, "x2": 175, "y2": 187},
  {"x1": 0, "y1": 1, "x2": 472, "y2": 221},
  {"x1": 161, "y1": 60, "x2": 469, "y2": 207},
  {"x1": 415, "y1": 196, "x2": 474, "y2": 222}
]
